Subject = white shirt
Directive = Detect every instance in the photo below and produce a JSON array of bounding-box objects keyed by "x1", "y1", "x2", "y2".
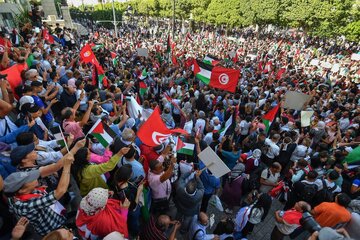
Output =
[
  {"x1": 240, "y1": 120, "x2": 251, "y2": 135},
  {"x1": 265, "y1": 138, "x2": 280, "y2": 159},
  {"x1": 204, "y1": 132, "x2": 213, "y2": 145},
  {"x1": 183, "y1": 120, "x2": 194, "y2": 134},
  {"x1": 195, "y1": 118, "x2": 206, "y2": 134}
]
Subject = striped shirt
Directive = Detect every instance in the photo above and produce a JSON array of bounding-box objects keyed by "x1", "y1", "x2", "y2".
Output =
[{"x1": 139, "y1": 216, "x2": 167, "y2": 240}]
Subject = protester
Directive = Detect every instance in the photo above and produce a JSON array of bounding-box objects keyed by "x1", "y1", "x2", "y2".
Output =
[{"x1": 0, "y1": 11, "x2": 360, "y2": 240}]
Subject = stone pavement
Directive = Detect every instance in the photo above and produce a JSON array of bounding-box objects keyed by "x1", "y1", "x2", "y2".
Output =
[{"x1": 173, "y1": 198, "x2": 310, "y2": 240}]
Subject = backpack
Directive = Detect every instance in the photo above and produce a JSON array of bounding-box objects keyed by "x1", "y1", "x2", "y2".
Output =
[
  {"x1": 300, "y1": 182, "x2": 318, "y2": 204},
  {"x1": 315, "y1": 179, "x2": 338, "y2": 204},
  {"x1": 242, "y1": 162, "x2": 266, "y2": 194}
]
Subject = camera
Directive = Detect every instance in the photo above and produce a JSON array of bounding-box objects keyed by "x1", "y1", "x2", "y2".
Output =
[{"x1": 300, "y1": 212, "x2": 321, "y2": 234}]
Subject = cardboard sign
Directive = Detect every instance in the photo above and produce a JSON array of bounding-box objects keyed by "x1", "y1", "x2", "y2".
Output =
[
  {"x1": 321, "y1": 61, "x2": 332, "y2": 69},
  {"x1": 198, "y1": 146, "x2": 231, "y2": 178},
  {"x1": 137, "y1": 48, "x2": 148, "y2": 57},
  {"x1": 310, "y1": 59, "x2": 319, "y2": 66},
  {"x1": 331, "y1": 63, "x2": 340, "y2": 72},
  {"x1": 351, "y1": 53, "x2": 360, "y2": 61},
  {"x1": 301, "y1": 111, "x2": 314, "y2": 127},
  {"x1": 284, "y1": 91, "x2": 312, "y2": 111}
]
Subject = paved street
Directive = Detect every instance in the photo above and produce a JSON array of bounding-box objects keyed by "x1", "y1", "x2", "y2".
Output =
[{"x1": 172, "y1": 198, "x2": 310, "y2": 240}]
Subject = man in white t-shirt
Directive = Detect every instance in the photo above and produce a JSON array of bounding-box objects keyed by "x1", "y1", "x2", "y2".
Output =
[{"x1": 260, "y1": 162, "x2": 282, "y2": 193}]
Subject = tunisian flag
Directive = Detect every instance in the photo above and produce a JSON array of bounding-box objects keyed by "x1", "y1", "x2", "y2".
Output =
[
  {"x1": 80, "y1": 44, "x2": 96, "y2": 63},
  {"x1": 42, "y1": 29, "x2": 54, "y2": 44},
  {"x1": 137, "y1": 106, "x2": 188, "y2": 146},
  {"x1": 0, "y1": 63, "x2": 27, "y2": 98}
]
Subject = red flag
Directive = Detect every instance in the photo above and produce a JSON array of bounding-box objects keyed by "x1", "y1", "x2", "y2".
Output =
[
  {"x1": 276, "y1": 68, "x2": 286, "y2": 80},
  {"x1": 80, "y1": 44, "x2": 96, "y2": 63},
  {"x1": 185, "y1": 58, "x2": 194, "y2": 68},
  {"x1": 0, "y1": 36, "x2": 11, "y2": 54},
  {"x1": 137, "y1": 107, "x2": 188, "y2": 146},
  {"x1": 42, "y1": 29, "x2": 54, "y2": 44},
  {"x1": 194, "y1": 60, "x2": 240, "y2": 93},
  {"x1": 0, "y1": 63, "x2": 27, "y2": 92},
  {"x1": 110, "y1": 52, "x2": 117, "y2": 59},
  {"x1": 232, "y1": 52, "x2": 238, "y2": 64},
  {"x1": 171, "y1": 55, "x2": 178, "y2": 66}
]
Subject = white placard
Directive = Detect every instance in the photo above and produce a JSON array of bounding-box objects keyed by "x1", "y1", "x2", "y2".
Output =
[
  {"x1": 310, "y1": 59, "x2": 319, "y2": 66},
  {"x1": 198, "y1": 146, "x2": 231, "y2": 178},
  {"x1": 320, "y1": 61, "x2": 332, "y2": 69},
  {"x1": 331, "y1": 63, "x2": 340, "y2": 72},
  {"x1": 301, "y1": 111, "x2": 314, "y2": 127},
  {"x1": 351, "y1": 53, "x2": 360, "y2": 61},
  {"x1": 137, "y1": 48, "x2": 149, "y2": 57},
  {"x1": 284, "y1": 91, "x2": 312, "y2": 111}
]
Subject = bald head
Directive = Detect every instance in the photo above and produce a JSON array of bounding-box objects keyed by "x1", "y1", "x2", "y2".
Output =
[{"x1": 198, "y1": 212, "x2": 209, "y2": 226}]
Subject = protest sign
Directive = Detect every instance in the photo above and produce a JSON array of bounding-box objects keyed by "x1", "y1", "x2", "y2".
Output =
[
  {"x1": 301, "y1": 111, "x2": 314, "y2": 127},
  {"x1": 198, "y1": 146, "x2": 231, "y2": 178},
  {"x1": 137, "y1": 48, "x2": 149, "y2": 57},
  {"x1": 351, "y1": 53, "x2": 360, "y2": 61},
  {"x1": 284, "y1": 91, "x2": 312, "y2": 111}
]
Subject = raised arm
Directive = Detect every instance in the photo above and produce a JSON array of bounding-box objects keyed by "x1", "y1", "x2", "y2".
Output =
[{"x1": 79, "y1": 100, "x2": 94, "y2": 127}]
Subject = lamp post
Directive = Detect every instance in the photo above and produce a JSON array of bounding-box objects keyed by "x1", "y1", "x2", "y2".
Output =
[{"x1": 112, "y1": 0, "x2": 118, "y2": 37}]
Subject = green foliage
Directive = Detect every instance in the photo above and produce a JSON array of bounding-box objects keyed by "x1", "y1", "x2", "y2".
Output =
[
  {"x1": 342, "y1": 20, "x2": 360, "y2": 42},
  {"x1": 12, "y1": 7, "x2": 32, "y2": 28},
  {"x1": 70, "y1": 0, "x2": 360, "y2": 41}
]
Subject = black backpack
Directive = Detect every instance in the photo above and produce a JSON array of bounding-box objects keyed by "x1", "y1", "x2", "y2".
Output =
[
  {"x1": 315, "y1": 180, "x2": 338, "y2": 204},
  {"x1": 300, "y1": 182, "x2": 318, "y2": 204}
]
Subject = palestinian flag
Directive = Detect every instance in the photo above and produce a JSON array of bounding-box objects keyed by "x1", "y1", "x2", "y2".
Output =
[
  {"x1": 26, "y1": 54, "x2": 34, "y2": 68},
  {"x1": 110, "y1": 52, "x2": 118, "y2": 66},
  {"x1": 139, "y1": 69, "x2": 148, "y2": 80},
  {"x1": 50, "y1": 126, "x2": 66, "y2": 148},
  {"x1": 173, "y1": 136, "x2": 195, "y2": 156},
  {"x1": 87, "y1": 119, "x2": 116, "y2": 148},
  {"x1": 193, "y1": 60, "x2": 240, "y2": 93},
  {"x1": 177, "y1": 141, "x2": 195, "y2": 156},
  {"x1": 262, "y1": 104, "x2": 280, "y2": 134},
  {"x1": 139, "y1": 81, "x2": 148, "y2": 96},
  {"x1": 203, "y1": 55, "x2": 220, "y2": 66},
  {"x1": 343, "y1": 146, "x2": 360, "y2": 165},
  {"x1": 219, "y1": 114, "x2": 235, "y2": 139}
]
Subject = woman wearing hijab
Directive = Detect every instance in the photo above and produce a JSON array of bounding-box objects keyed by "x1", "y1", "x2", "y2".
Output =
[
  {"x1": 76, "y1": 188, "x2": 130, "y2": 239},
  {"x1": 234, "y1": 193, "x2": 272, "y2": 238}
]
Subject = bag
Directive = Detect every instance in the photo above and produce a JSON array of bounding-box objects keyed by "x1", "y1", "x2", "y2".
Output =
[
  {"x1": 209, "y1": 195, "x2": 224, "y2": 212},
  {"x1": 269, "y1": 181, "x2": 285, "y2": 198},
  {"x1": 316, "y1": 180, "x2": 337, "y2": 204},
  {"x1": 301, "y1": 182, "x2": 318, "y2": 204}
]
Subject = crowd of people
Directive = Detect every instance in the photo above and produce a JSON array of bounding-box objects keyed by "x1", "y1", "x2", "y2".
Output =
[{"x1": 0, "y1": 12, "x2": 360, "y2": 240}]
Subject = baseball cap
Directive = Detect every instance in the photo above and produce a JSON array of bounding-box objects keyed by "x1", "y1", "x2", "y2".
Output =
[
  {"x1": 3, "y1": 170, "x2": 40, "y2": 193},
  {"x1": 10, "y1": 143, "x2": 35, "y2": 166},
  {"x1": 19, "y1": 96, "x2": 34, "y2": 111}
]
